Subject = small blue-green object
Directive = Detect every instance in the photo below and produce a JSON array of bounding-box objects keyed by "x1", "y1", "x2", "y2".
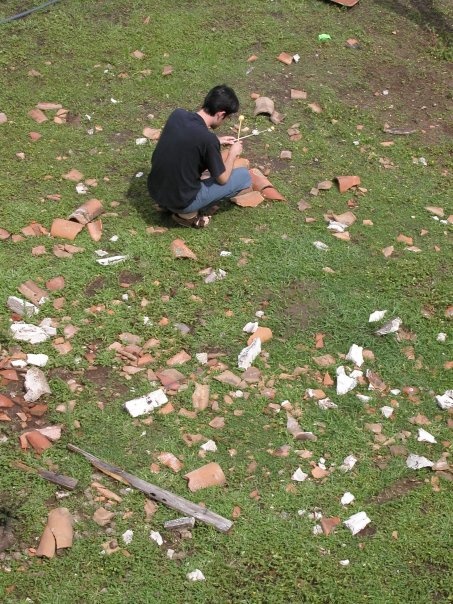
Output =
[{"x1": 318, "y1": 34, "x2": 332, "y2": 42}]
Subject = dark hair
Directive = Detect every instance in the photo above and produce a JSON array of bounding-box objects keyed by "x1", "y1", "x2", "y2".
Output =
[{"x1": 202, "y1": 85, "x2": 239, "y2": 116}]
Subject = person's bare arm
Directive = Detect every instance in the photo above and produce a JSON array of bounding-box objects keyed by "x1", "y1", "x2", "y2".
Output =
[{"x1": 216, "y1": 140, "x2": 243, "y2": 185}]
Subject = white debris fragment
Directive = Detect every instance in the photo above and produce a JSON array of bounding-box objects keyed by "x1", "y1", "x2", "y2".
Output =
[
  {"x1": 243, "y1": 322, "x2": 258, "y2": 333},
  {"x1": 336, "y1": 366, "x2": 357, "y2": 395},
  {"x1": 7, "y1": 296, "x2": 39, "y2": 318},
  {"x1": 255, "y1": 310, "x2": 265, "y2": 318},
  {"x1": 110, "y1": 97, "x2": 119, "y2": 104},
  {"x1": 436, "y1": 390, "x2": 453, "y2": 410},
  {"x1": 123, "y1": 389, "x2": 168, "y2": 417},
  {"x1": 110, "y1": 235, "x2": 119, "y2": 242},
  {"x1": 149, "y1": 531, "x2": 163, "y2": 546},
  {"x1": 97, "y1": 255, "x2": 128, "y2": 266},
  {"x1": 94, "y1": 249, "x2": 109, "y2": 257},
  {"x1": 312, "y1": 525, "x2": 323, "y2": 535},
  {"x1": 308, "y1": 511, "x2": 322, "y2": 521},
  {"x1": 26, "y1": 353, "x2": 49, "y2": 367},
  {"x1": 135, "y1": 172, "x2": 144, "y2": 178},
  {"x1": 380, "y1": 406, "x2": 394, "y2": 418},
  {"x1": 10, "y1": 319, "x2": 56, "y2": 344},
  {"x1": 238, "y1": 337, "x2": 261, "y2": 370},
  {"x1": 375, "y1": 317, "x2": 402, "y2": 336},
  {"x1": 297, "y1": 509, "x2": 307, "y2": 516},
  {"x1": 339, "y1": 455, "x2": 357, "y2": 472},
  {"x1": 135, "y1": 137, "x2": 148, "y2": 145},
  {"x1": 220, "y1": 250, "x2": 232, "y2": 256},
  {"x1": 327, "y1": 220, "x2": 347, "y2": 233},
  {"x1": 390, "y1": 389, "x2": 401, "y2": 395},
  {"x1": 369, "y1": 310, "x2": 387, "y2": 322},
  {"x1": 417, "y1": 428, "x2": 437, "y2": 444},
  {"x1": 292, "y1": 468, "x2": 308, "y2": 482},
  {"x1": 406, "y1": 453, "x2": 434, "y2": 469},
  {"x1": 200, "y1": 440, "x2": 217, "y2": 452},
  {"x1": 11, "y1": 359, "x2": 27, "y2": 368},
  {"x1": 356, "y1": 393, "x2": 371, "y2": 402},
  {"x1": 195, "y1": 353, "x2": 208, "y2": 366},
  {"x1": 436, "y1": 332, "x2": 447, "y2": 343},
  {"x1": 313, "y1": 241, "x2": 329, "y2": 251},
  {"x1": 341, "y1": 492, "x2": 355, "y2": 506},
  {"x1": 346, "y1": 344, "x2": 364, "y2": 367},
  {"x1": 204, "y1": 268, "x2": 227, "y2": 283},
  {"x1": 293, "y1": 53, "x2": 300, "y2": 62},
  {"x1": 317, "y1": 397, "x2": 338, "y2": 410},
  {"x1": 187, "y1": 569, "x2": 205, "y2": 581},
  {"x1": 122, "y1": 529, "x2": 133, "y2": 545},
  {"x1": 340, "y1": 559, "x2": 350, "y2": 566},
  {"x1": 143, "y1": 316, "x2": 150, "y2": 325},
  {"x1": 24, "y1": 367, "x2": 51, "y2": 402},
  {"x1": 344, "y1": 511, "x2": 371, "y2": 535},
  {"x1": 349, "y1": 369, "x2": 363, "y2": 379},
  {"x1": 75, "y1": 182, "x2": 88, "y2": 194},
  {"x1": 166, "y1": 548, "x2": 175, "y2": 559}
]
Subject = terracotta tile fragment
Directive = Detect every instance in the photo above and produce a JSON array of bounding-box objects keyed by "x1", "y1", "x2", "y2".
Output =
[
  {"x1": 313, "y1": 354, "x2": 336, "y2": 367},
  {"x1": 46, "y1": 276, "x2": 65, "y2": 291},
  {"x1": 18, "y1": 280, "x2": 48, "y2": 305},
  {"x1": 231, "y1": 191, "x2": 264, "y2": 208},
  {"x1": 63, "y1": 169, "x2": 84, "y2": 182},
  {"x1": 87, "y1": 219, "x2": 103, "y2": 241},
  {"x1": 0, "y1": 394, "x2": 14, "y2": 408},
  {"x1": 51, "y1": 218, "x2": 84, "y2": 240},
  {"x1": 209, "y1": 416, "x2": 225, "y2": 429},
  {"x1": 0, "y1": 227, "x2": 11, "y2": 240},
  {"x1": 192, "y1": 383, "x2": 210, "y2": 411},
  {"x1": 93, "y1": 507, "x2": 115, "y2": 526},
  {"x1": 12, "y1": 234, "x2": 25, "y2": 243},
  {"x1": 143, "y1": 127, "x2": 161, "y2": 140},
  {"x1": 162, "y1": 65, "x2": 173, "y2": 76},
  {"x1": 132, "y1": 50, "x2": 144, "y2": 59},
  {"x1": 290, "y1": 89, "x2": 307, "y2": 100},
  {"x1": 184, "y1": 462, "x2": 226, "y2": 492},
  {"x1": 167, "y1": 350, "x2": 191, "y2": 366},
  {"x1": 69, "y1": 199, "x2": 104, "y2": 224},
  {"x1": 23, "y1": 430, "x2": 53, "y2": 454},
  {"x1": 32, "y1": 245, "x2": 47, "y2": 256},
  {"x1": 308, "y1": 102, "x2": 322, "y2": 114},
  {"x1": 321, "y1": 516, "x2": 340, "y2": 535},
  {"x1": 277, "y1": 52, "x2": 293, "y2": 65},
  {"x1": 247, "y1": 326, "x2": 273, "y2": 345},
  {"x1": 335, "y1": 175, "x2": 361, "y2": 193},
  {"x1": 171, "y1": 239, "x2": 197, "y2": 260},
  {"x1": 158, "y1": 452, "x2": 183, "y2": 472},
  {"x1": 382, "y1": 245, "x2": 394, "y2": 258},
  {"x1": 397, "y1": 234, "x2": 413, "y2": 245},
  {"x1": 311, "y1": 466, "x2": 329, "y2": 479},
  {"x1": 0, "y1": 369, "x2": 19, "y2": 381},
  {"x1": 36, "y1": 508, "x2": 73, "y2": 558},
  {"x1": 28, "y1": 108, "x2": 48, "y2": 123},
  {"x1": 53, "y1": 341, "x2": 72, "y2": 355}
]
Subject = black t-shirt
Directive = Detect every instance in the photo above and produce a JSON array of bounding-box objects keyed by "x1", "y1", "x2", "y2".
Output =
[{"x1": 147, "y1": 109, "x2": 225, "y2": 210}]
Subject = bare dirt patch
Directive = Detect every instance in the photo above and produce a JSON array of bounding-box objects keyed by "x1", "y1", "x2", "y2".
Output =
[
  {"x1": 370, "y1": 477, "x2": 423, "y2": 504},
  {"x1": 84, "y1": 276, "x2": 106, "y2": 297}
]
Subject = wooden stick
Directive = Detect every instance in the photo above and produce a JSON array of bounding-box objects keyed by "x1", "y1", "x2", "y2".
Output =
[
  {"x1": 11, "y1": 460, "x2": 78, "y2": 490},
  {"x1": 67, "y1": 443, "x2": 233, "y2": 533}
]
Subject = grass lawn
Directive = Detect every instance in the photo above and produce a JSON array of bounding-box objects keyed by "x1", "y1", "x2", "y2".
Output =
[{"x1": 0, "y1": 1, "x2": 452, "y2": 602}]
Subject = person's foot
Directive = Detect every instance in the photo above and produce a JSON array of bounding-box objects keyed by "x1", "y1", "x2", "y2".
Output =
[{"x1": 171, "y1": 212, "x2": 211, "y2": 228}]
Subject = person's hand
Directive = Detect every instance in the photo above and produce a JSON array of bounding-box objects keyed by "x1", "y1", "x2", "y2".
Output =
[
  {"x1": 218, "y1": 135, "x2": 237, "y2": 145},
  {"x1": 229, "y1": 140, "x2": 243, "y2": 157}
]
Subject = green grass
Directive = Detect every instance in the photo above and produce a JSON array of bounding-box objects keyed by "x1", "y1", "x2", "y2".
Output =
[{"x1": 0, "y1": 1, "x2": 452, "y2": 603}]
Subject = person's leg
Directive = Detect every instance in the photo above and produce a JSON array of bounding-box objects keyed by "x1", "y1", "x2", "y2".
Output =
[{"x1": 178, "y1": 168, "x2": 252, "y2": 214}]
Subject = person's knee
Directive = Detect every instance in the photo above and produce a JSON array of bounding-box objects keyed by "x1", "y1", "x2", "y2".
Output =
[{"x1": 234, "y1": 167, "x2": 252, "y2": 189}]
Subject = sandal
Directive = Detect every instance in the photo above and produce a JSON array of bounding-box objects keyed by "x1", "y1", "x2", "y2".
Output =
[
  {"x1": 171, "y1": 213, "x2": 211, "y2": 228},
  {"x1": 200, "y1": 204, "x2": 220, "y2": 217}
]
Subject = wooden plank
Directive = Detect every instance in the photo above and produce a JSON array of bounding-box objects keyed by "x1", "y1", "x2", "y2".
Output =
[
  {"x1": 67, "y1": 443, "x2": 233, "y2": 533},
  {"x1": 11, "y1": 460, "x2": 78, "y2": 490}
]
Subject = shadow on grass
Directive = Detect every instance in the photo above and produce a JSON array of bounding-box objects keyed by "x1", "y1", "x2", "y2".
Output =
[
  {"x1": 374, "y1": 0, "x2": 453, "y2": 44},
  {"x1": 125, "y1": 168, "x2": 171, "y2": 228},
  {"x1": 126, "y1": 168, "x2": 238, "y2": 230}
]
